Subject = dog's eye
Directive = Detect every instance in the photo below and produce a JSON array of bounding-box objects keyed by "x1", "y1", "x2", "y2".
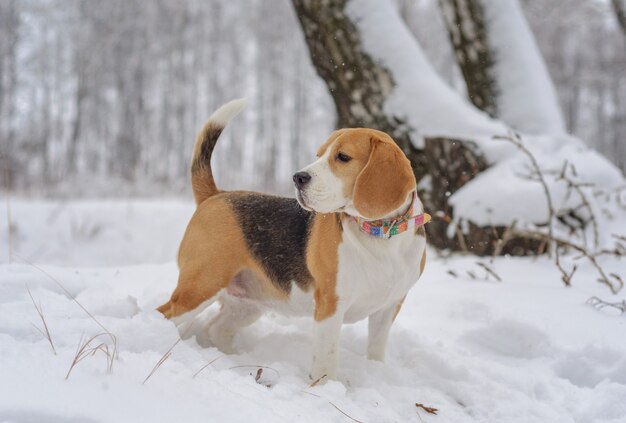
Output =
[{"x1": 336, "y1": 152, "x2": 352, "y2": 163}]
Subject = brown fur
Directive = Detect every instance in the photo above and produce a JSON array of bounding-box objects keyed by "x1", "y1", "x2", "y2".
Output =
[
  {"x1": 319, "y1": 129, "x2": 416, "y2": 219},
  {"x1": 352, "y1": 133, "x2": 416, "y2": 219},
  {"x1": 190, "y1": 123, "x2": 223, "y2": 205},
  {"x1": 157, "y1": 193, "x2": 289, "y2": 319},
  {"x1": 307, "y1": 214, "x2": 343, "y2": 321}
]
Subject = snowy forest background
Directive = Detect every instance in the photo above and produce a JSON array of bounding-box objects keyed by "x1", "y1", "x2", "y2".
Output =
[
  {"x1": 3, "y1": 2, "x2": 626, "y2": 421},
  {"x1": 1, "y1": 0, "x2": 625, "y2": 197}
]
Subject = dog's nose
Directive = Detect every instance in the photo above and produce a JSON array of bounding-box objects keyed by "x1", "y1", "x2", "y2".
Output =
[{"x1": 293, "y1": 171, "x2": 312, "y2": 189}]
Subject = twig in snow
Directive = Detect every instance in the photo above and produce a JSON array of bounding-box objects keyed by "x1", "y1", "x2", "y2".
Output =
[
  {"x1": 587, "y1": 296, "x2": 626, "y2": 314},
  {"x1": 475, "y1": 262, "x2": 502, "y2": 282},
  {"x1": 454, "y1": 224, "x2": 469, "y2": 253},
  {"x1": 228, "y1": 365, "x2": 281, "y2": 386},
  {"x1": 415, "y1": 402, "x2": 439, "y2": 415},
  {"x1": 254, "y1": 368, "x2": 263, "y2": 383},
  {"x1": 510, "y1": 230, "x2": 623, "y2": 294},
  {"x1": 492, "y1": 220, "x2": 517, "y2": 260},
  {"x1": 26, "y1": 285, "x2": 56, "y2": 355},
  {"x1": 309, "y1": 373, "x2": 327, "y2": 387},
  {"x1": 552, "y1": 162, "x2": 600, "y2": 250},
  {"x1": 493, "y1": 134, "x2": 624, "y2": 294},
  {"x1": 494, "y1": 132, "x2": 557, "y2": 256}
]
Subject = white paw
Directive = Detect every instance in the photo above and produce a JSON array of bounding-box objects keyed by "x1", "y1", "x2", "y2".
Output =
[{"x1": 309, "y1": 357, "x2": 336, "y2": 383}]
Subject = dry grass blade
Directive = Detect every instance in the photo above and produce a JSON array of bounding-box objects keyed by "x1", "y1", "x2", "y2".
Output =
[
  {"x1": 192, "y1": 355, "x2": 223, "y2": 378},
  {"x1": 416, "y1": 402, "x2": 439, "y2": 415},
  {"x1": 309, "y1": 374, "x2": 327, "y2": 388},
  {"x1": 301, "y1": 390, "x2": 365, "y2": 423},
  {"x1": 26, "y1": 285, "x2": 56, "y2": 355},
  {"x1": 66, "y1": 333, "x2": 115, "y2": 379},
  {"x1": 142, "y1": 338, "x2": 182, "y2": 385},
  {"x1": 143, "y1": 322, "x2": 200, "y2": 384},
  {"x1": 14, "y1": 255, "x2": 119, "y2": 367},
  {"x1": 328, "y1": 401, "x2": 365, "y2": 423}
]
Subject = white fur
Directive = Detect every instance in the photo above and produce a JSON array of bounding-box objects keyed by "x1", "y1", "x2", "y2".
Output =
[
  {"x1": 208, "y1": 98, "x2": 247, "y2": 127},
  {"x1": 308, "y1": 207, "x2": 427, "y2": 381},
  {"x1": 295, "y1": 148, "x2": 348, "y2": 213}
]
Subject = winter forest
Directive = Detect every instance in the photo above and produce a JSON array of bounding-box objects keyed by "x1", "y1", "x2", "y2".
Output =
[
  {"x1": 2, "y1": 1, "x2": 626, "y2": 422},
  {"x1": 1, "y1": 0, "x2": 625, "y2": 195}
]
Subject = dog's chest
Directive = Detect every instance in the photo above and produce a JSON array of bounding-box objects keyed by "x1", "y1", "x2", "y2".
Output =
[{"x1": 337, "y1": 223, "x2": 425, "y2": 323}]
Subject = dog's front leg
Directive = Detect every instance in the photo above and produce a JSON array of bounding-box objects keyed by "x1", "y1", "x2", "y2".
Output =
[
  {"x1": 367, "y1": 302, "x2": 400, "y2": 361},
  {"x1": 310, "y1": 307, "x2": 345, "y2": 382}
]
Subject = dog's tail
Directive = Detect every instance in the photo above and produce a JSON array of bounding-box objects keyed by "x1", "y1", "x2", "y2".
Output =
[{"x1": 190, "y1": 98, "x2": 246, "y2": 205}]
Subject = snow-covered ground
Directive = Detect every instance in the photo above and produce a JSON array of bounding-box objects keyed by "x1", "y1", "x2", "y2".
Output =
[{"x1": 1, "y1": 199, "x2": 626, "y2": 423}]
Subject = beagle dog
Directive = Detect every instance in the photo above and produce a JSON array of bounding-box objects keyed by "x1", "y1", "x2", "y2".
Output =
[{"x1": 158, "y1": 99, "x2": 430, "y2": 381}]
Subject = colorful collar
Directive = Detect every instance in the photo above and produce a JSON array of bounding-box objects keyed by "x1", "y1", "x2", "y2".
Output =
[{"x1": 352, "y1": 192, "x2": 431, "y2": 239}]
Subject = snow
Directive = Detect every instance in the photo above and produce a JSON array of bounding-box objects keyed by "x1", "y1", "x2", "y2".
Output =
[
  {"x1": 348, "y1": 0, "x2": 625, "y2": 244},
  {"x1": 346, "y1": 0, "x2": 509, "y2": 153},
  {"x1": 2, "y1": 199, "x2": 626, "y2": 423},
  {"x1": 448, "y1": 135, "x2": 626, "y2": 246},
  {"x1": 481, "y1": 0, "x2": 566, "y2": 135}
]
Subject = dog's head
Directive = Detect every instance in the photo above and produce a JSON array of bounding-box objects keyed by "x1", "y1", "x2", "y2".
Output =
[{"x1": 293, "y1": 128, "x2": 416, "y2": 219}]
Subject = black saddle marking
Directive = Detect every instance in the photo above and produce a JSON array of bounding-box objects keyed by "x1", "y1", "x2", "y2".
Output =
[{"x1": 227, "y1": 193, "x2": 314, "y2": 293}]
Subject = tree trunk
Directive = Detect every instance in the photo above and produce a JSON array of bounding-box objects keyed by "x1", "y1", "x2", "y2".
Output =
[
  {"x1": 438, "y1": 0, "x2": 498, "y2": 116},
  {"x1": 291, "y1": 0, "x2": 531, "y2": 254},
  {"x1": 439, "y1": 0, "x2": 565, "y2": 135}
]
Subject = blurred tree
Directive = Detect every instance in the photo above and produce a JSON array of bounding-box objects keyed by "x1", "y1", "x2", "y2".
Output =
[
  {"x1": 613, "y1": 0, "x2": 626, "y2": 38},
  {"x1": 439, "y1": 0, "x2": 565, "y2": 135},
  {"x1": 0, "y1": 0, "x2": 19, "y2": 188},
  {"x1": 438, "y1": 0, "x2": 498, "y2": 117}
]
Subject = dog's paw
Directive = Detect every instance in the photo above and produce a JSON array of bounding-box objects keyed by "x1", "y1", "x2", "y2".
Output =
[{"x1": 309, "y1": 357, "x2": 336, "y2": 384}]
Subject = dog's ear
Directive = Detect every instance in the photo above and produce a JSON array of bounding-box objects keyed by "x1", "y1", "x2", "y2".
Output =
[{"x1": 353, "y1": 136, "x2": 416, "y2": 219}]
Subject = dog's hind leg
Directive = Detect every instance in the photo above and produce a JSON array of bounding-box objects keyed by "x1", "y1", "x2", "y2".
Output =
[
  {"x1": 158, "y1": 260, "x2": 237, "y2": 332},
  {"x1": 198, "y1": 292, "x2": 263, "y2": 353}
]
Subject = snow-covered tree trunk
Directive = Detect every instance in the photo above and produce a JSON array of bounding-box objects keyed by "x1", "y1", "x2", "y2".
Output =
[
  {"x1": 438, "y1": 0, "x2": 498, "y2": 117},
  {"x1": 439, "y1": 0, "x2": 566, "y2": 135}
]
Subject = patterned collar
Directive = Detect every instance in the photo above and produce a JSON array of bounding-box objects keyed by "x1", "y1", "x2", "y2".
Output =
[{"x1": 352, "y1": 192, "x2": 431, "y2": 239}]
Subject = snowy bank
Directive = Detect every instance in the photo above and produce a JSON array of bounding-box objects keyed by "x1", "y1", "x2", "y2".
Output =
[
  {"x1": 1, "y1": 200, "x2": 626, "y2": 422},
  {"x1": 347, "y1": 0, "x2": 625, "y2": 248}
]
